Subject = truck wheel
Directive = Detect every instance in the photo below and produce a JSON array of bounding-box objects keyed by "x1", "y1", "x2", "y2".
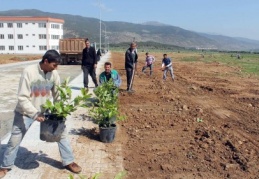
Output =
[{"x1": 63, "y1": 58, "x2": 68, "y2": 65}]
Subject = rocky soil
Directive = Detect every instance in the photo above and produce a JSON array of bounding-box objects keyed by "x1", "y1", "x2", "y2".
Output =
[{"x1": 111, "y1": 51, "x2": 259, "y2": 179}]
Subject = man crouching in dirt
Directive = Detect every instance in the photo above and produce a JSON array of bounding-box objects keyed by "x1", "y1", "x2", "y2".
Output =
[
  {"x1": 161, "y1": 53, "x2": 174, "y2": 81},
  {"x1": 99, "y1": 62, "x2": 121, "y2": 87},
  {"x1": 0, "y1": 50, "x2": 81, "y2": 178}
]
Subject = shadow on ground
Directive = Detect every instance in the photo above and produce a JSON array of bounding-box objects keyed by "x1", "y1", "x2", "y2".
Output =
[
  {"x1": 69, "y1": 127, "x2": 100, "y2": 142},
  {"x1": 0, "y1": 144, "x2": 63, "y2": 170}
]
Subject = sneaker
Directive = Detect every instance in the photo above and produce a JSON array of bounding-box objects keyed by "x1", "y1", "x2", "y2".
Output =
[
  {"x1": 172, "y1": 78, "x2": 175, "y2": 82},
  {"x1": 65, "y1": 162, "x2": 82, "y2": 173},
  {"x1": 0, "y1": 168, "x2": 8, "y2": 178}
]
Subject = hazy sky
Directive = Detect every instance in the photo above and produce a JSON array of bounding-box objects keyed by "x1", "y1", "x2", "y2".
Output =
[{"x1": 1, "y1": 0, "x2": 258, "y2": 40}]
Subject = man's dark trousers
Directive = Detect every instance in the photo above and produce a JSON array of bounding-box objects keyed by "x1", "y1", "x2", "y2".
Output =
[{"x1": 82, "y1": 66, "x2": 98, "y2": 88}]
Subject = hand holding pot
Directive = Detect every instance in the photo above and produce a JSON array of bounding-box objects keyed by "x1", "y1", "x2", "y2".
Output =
[{"x1": 35, "y1": 113, "x2": 45, "y2": 122}]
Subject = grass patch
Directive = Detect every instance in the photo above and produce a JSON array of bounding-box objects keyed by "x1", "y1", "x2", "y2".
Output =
[{"x1": 179, "y1": 52, "x2": 259, "y2": 76}]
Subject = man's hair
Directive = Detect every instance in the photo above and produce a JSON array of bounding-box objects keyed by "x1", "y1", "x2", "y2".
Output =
[
  {"x1": 42, "y1": 50, "x2": 61, "y2": 63},
  {"x1": 104, "y1": 62, "x2": 112, "y2": 67},
  {"x1": 163, "y1": 54, "x2": 167, "y2": 56},
  {"x1": 130, "y1": 42, "x2": 137, "y2": 47},
  {"x1": 146, "y1": 52, "x2": 149, "y2": 55},
  {"x1": 85, "y1": 38, "x2": 89, "y2": 42}
]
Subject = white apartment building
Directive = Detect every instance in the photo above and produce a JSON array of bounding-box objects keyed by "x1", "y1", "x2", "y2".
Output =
[{"x1": 0, "y1": 16, "x2": 64, "y2": 54}]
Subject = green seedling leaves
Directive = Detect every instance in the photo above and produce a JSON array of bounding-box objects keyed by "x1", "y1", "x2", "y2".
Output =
[
  {"x1": 196, "y1": 118, "x2": 203, "y2": 122},
  {"x1": 42, "y1": 77, "x2": 91, "y2": 118}
]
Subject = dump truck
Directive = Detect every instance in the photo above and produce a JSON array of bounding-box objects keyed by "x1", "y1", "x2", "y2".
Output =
[{"x1": 59, "y1": 38, "x2": 85, "y2": 65}]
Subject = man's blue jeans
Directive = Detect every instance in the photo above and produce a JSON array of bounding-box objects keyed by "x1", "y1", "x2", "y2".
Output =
[
  {"x1": 142, "y1": 64, "x2": 153, "y2": 75},
  {"x1": 163, "y1": 66, "x2": 174, "y2": 80},
  {"x1": 0, "y1": 112, "x2": 74, "y2": 169}
]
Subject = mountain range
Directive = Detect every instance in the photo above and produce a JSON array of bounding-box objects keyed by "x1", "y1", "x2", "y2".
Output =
[{"x1": 1, "y1": 9, "x2": 259, "y2": 51}]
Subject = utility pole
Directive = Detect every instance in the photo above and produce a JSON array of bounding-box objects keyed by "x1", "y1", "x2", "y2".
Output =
[
  {"x1": 101, "y1": 22, "x2": 106, "y2": 51},
  {"x1": 99, "y1": 0, "x2": 101, "y2": 50}
]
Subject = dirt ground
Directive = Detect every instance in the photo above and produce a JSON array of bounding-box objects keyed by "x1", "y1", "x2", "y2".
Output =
[
  {"x1": 110, "y1": 51, "x2": 259, "y2": 179},
  {"x1": 0, "y1": 54, "x2": 41, "y2": 64}
]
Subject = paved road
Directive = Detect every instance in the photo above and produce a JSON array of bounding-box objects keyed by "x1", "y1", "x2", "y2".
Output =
[{"x1": 0, "y1": 60, "x2": 81, "y2": 139}]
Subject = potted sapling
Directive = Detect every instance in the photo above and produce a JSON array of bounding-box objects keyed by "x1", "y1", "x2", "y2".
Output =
[
  {"x1": 89, "y1": 79, "x2": 124, "y2": 143},
  {"x1": 40, "y1": 77, "x2": 91, "y2": 142}
]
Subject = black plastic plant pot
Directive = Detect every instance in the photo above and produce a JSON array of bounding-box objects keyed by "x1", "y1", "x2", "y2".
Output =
[
  {"x1": 40, "y1": 114, "x2": 66, "y2": 142},
  {"x1": 44, "y1": 113, "x2": 65, "y2": 121},
  {"x1": 99, "y1": 123, "x2": 117, "y2": 143}
]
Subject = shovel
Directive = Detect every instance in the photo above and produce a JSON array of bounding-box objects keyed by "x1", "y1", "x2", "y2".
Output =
[{"x1": 128, "y1": 63, "x2": 136, "y2": 92}]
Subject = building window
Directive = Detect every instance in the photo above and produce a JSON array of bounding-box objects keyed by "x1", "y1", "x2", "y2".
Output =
[
  {"x1": 51, "y1": 24, "x2": 60, "y2": 29},
  {"x1": 8, "y1": 34, "x2": 13, "y2": 39},
  {"x1": 38, "y1": 23, "x2": 46, "y2": 28},
  {"x1": 26, "y1": 34, "x2": 28, "y2": 36},
  {"x1": 32, "y1": 34, "x2": 35, "y2": 36},
  {"x1": 9, "y1": 46, "x2": 14, "y2": 51},
  {"x1": 0, "y1": 23, "x2": 3, "y2": 28},
  {"x1": 18, "y1": 46, "x2": 23, "y2": 51},
  {"x1": 17, "y1": 34, "x2": 23, "y2": 39},
  {"x1": 39, "y1": 46, "x2": 47, "y2": 50},
  {"x1": 0, "y1": 46, "x2": 5, "y2": 51},
  {"x1": 51, "y1": 35, "x2": 60, "y2": 39},
  {"x1": 39, "y1": 34, "x2": 47, "y2": 39},
  {"x1": 17, "y1": 23, "x2": 22, "y2": 28},
  {"x1": 7, "y1": 23, "x2": 13, "y2": 28},
  {"x1": 0, "y1": 34, "x2": 4, "y2": 39},
  {"x1": 33, "y1": 45, "x2": 35, "y2": 47},
  {"x1": 51, "y1": 45, "x2": 59, "y2": 50}
]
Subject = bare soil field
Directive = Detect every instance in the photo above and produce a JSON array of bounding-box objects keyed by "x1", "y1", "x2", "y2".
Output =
[{"x1": 111, "y1": 51, "x2": 259, "y2": 179}]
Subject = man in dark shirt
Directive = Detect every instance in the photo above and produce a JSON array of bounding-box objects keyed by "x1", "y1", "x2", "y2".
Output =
[
  {"x1": 96, "y1": 49, "x2": 102, "y2": 62},
  {"x1": 81, "y1": 38, "x2": 98, "y2": 88},
  {"x1": 125, "y1": 42, "x2": 138, "y2": 91},
  {"x1": 161, "y1": 54, "x2": 174, "y2": 81}
]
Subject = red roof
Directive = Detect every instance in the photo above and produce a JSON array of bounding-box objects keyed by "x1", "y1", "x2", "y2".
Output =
[{"x1": 0, "y1": 16, "x2": 64, "y2": 23}]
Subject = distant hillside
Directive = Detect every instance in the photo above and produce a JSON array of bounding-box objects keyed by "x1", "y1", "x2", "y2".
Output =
[
  {"x1": 198, "y1": 33, "x2": 259, "y2": 51},
  {"x1": 1, "y1": 9, "x2": 259, "y2": 51}
]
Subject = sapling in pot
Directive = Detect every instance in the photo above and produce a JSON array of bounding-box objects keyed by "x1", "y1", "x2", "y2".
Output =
[
  {"x1": 40, "y1": 77, "x2": 91, "y2": 142},
  {"x1": 89, "y1": 79, "x2": 123, "y2": 127},
  {"x1": 88, "y1": 79, "x2": 124, "y2": 143}
]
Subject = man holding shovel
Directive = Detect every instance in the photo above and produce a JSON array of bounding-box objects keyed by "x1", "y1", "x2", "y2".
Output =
[
  {"x1": 161, "y1": 53, "x2": 174, "y2": 81},
  {"x1": 125, "y1": 42, "x2": 138, "y2": 92}
]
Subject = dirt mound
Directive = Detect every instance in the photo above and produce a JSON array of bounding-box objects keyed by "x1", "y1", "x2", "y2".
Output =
[{"x1": 112, "y1": 52, "x2": 259, "y2": 179}]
